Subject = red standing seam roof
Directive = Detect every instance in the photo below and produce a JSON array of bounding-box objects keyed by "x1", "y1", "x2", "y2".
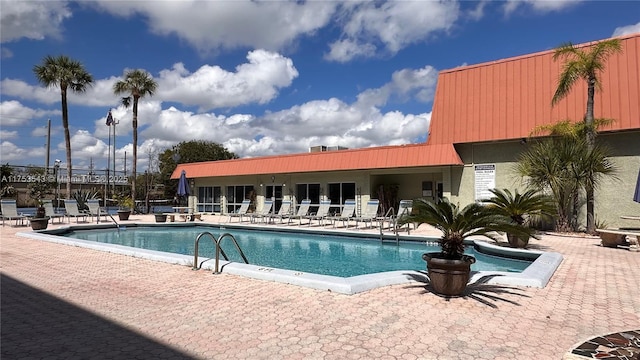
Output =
[
  {"x1": 172, "y1": 33, "x2": 639, "y2": 180},
  {"x1": 171, "y1": 143, "x2": 462, "y2": 179},
  {"x1": 428, "y1": 33, "x2": 640, "y2": 145}
]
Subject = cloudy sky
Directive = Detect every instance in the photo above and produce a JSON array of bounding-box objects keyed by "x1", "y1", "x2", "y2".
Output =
[{"x1": 1, "y1": 0, "x2": 638, "y2": 174}]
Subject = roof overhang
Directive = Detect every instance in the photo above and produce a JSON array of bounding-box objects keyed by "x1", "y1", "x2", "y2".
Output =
[{"x1": 171, "y1": 143, "x2": 463, "y2": 179}]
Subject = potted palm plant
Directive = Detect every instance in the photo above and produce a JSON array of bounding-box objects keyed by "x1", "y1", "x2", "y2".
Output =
[
  {"x1": 398, "y1": 198, "x2": 534, "y2": 296},
  {"x1": 27, "y1": 175, "x2": 54, "y2": 230},
  {"x1": 115, "y1": 193, "x2": 134, "y2": 221},
  {"x1": 154, "y1": 212, "x2": 167, "y2": 223},
  {"x1": 482, "y1": 188, "x2": 555, "y2": 248}
]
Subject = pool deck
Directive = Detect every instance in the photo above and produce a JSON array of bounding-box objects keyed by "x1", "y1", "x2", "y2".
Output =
[{"x1": 2, "y1": 214, "x2": 639, "y2": 359}]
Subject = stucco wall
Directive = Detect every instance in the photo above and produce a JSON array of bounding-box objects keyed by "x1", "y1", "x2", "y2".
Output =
[{"x1": 451, "y1": 132, "x2": 640, "y2": 229}]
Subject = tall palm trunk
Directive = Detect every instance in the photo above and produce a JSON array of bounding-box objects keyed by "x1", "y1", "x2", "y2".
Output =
[
  {"x1": 585, "y1": 75, "x2": 596, "y2": 233},
  {"x1": 61, "y1": 86, "x2": 72, "y2": 199},
  {"x1": 131, "y1": 96, "x2": 139, "y2": 205}
]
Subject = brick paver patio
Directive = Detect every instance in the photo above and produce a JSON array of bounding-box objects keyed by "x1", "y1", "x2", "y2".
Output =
[{"x1": 1, "y1": 215, "x2": 639, "y2": 359}]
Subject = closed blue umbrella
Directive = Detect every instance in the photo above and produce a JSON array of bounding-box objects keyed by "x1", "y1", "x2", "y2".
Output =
[
  {"x1": 634, "y1": 168, "x2": 640, "y2": 203},
  {"x1": 177, "y1": 170, "x2": 189, "y2": 197}
]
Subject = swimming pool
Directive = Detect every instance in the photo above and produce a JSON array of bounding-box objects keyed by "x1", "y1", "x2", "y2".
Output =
[
  {"x1": 60, "y1": 225, "x2": 531, "y2": 277},
  {"x1": 23, "y1": 223, "x2": 563, "y2": 294}
]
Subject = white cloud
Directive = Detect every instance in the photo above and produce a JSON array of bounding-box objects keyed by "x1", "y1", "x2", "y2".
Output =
[
  {"x1": 326, "y1": 39, "x2": 376, "y2": 63},
  {"x1": 88, "y1": 1, "x2": 459, "y2": 62},
  {"x1": 613, "y1": 22, "x2": 640, "y2": 37},
  {"x1": 1, "y1": 0, "x2": 462, "y2": 69},
  {"x1": 326, "y1": 1, "x2": 459, "y2": 62},
  {"x1": 0, "y1": 130, "x2": 18, "y2": 139},
  {"x1": 503, "y1": 0, "x2": 582, "y2": 15},
  {"x1": 157, "y1": 50, "x2": 299, "y2": 111},
  {"x1": 467, "y1": 1, "x2": 488, "y2": 20},
  {"x1": 88, "y1": 1, "x2": 338, "y2": 54},
  {"x1": 4, "y1": 62, "x2": 435, "y2": 168},
  {"x1": 0, "y1": 0, "x2": 72, "y2": 43},
  {"x1": 136, "y1": 64, "x2": 435, "y2": 159},
  {"x1": 356, "y1": 66, "x2": 439, "y2": 108},
  {"x1": 1, "y1": 47, "x2": 13, "y2": 59},
  {"x1": 0, "y1": 100, "x2": 60, "y2": 126},
  {"x1": 0, "y1": 141, "x2": 44, "y2": 162},
  {"x1": 4, "y1": 51, "x2": 298, "y2": 112}
]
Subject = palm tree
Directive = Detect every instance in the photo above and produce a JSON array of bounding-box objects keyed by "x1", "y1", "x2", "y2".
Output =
[
  {"x1": 398, "y1": 198, "x2": 533, "y2": 259},
  {"x1": 483, "y1": 188, "x2": 555, "y2": 247},
  {"x1": 398, "y1": 198, "x2": 534, "y2": 296},
  {"x1": 515, "y1": 136, "x2": 617, "y2": 233},
  {"x1": 552, "y1": 38, "x2": 622, "y2": 233},
  {"x1": 112, "y1": 69, "x2": 157, "y2": 205},
  {"x1": 33, "y1": 55, "x2": 93, "y2": 199},
  {"x1": 528, "y1": 120, "x2": 618, "y2": 233}
]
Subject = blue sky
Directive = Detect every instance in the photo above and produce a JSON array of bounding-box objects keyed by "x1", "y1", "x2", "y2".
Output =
[{"x1": 1, "y1": 0, "x2": 638, "y2": 175}]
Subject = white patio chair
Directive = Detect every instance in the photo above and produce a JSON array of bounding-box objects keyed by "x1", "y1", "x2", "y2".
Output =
[
  {"x1": 327, "y1": 199, "x2": 357, "y2": 228},
  {"x1": 1, "y1": 199, "x2": 28, "y2": 226},
  {"x1": 43, "y1": 200, "x2": 64, "y2": 224},
  {"x1": 303, "y1": 200, "x2": 332, "y2": 227},
  {"x1": 269, "y1": 200, "x2": 292, "y2": 224},
  {"x1": 64, "y1": 199, "x2": 89, "y2": 223},
  {"x1": 227, "y1": 199, "x2": 251, "y2": 223},
  {"x1": 355, "y1": 199, "x2": 381, "y2": 229}
]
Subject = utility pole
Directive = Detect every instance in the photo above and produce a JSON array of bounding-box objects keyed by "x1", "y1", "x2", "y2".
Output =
[
  {"x1": 45, "y1": 119, "x2": 51, "y2": 172},
  {"x1": 112, "y1": 116, "x2": 118, "y2": 195}
]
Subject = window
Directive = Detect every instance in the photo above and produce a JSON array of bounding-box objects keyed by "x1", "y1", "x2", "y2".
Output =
[
  {"x1": 422, "y1": 181, "x2": 433, "y2": 197},
  {"x1": 197, "y1": 186, "x2": 221, "y2": 213},
  {"x1": 226, "y1": 185, "x2": 254, "y2": 214},
  {"x1": 265, "y1": 185, "x2": 283, "y2": 213},
  {"x1": 296, "y1": 183, "x2": 320, "y2": 213},
  {"x1": 327, "y1": 182, "x2": 356, "y2": 214}
]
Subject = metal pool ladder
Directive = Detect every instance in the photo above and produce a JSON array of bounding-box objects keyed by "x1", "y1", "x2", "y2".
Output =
[
  {"x1": 100, "y1": 208, "x2": 120, "y2": 231},
  {"x1": 193, "y1": 232, "x2": 249, "y2": 274},
  {"x1": 379, "y1": 207, "x2": 399, "y2": 244}
]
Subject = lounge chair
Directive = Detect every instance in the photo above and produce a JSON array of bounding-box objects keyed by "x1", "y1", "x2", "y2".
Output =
[
  {"x1": 327, "y1": 199, "x2": 357, "y2": 228},
  {"x1": 396, "y1": 199, "x2": 415, "y2": 233},
  {"x1": 43, "y1": 200, "x2": 64, "y2": 224},
  {"x1": 269, "y1": 200, "x2": 292, "y2": 224},
  {"x1": 303, "y1": 200, "x2": 332, "y2": 226},
  {"x1": 1, "y1": 199, "x2": 28, "y2": 226},
  {"x1": 86, "y1": 199, "x2": 109, "y2": 223},
  {"x1": 286, "y1": 199, "x2": 312, "y2": 225},
  {"x1": 355, "y1": 199, "x2": 381, "y2": 228},
  {"x1": 64, "y1": 199, "x2": 88, "y2": 223},
  {"x1": 227, "y1": 199, "x2": 251, "y2": 223},
  {"x1": 249, "y1": 200, "x2": 274, "y2": 223}
]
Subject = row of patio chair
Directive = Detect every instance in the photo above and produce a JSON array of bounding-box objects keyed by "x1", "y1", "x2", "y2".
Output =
[
  {"x1": 0, "y1": 199, "x2": 109, "y2": 227},
  {"x1": 226, "y1": 198, "x2": 415, "y2": 230}
]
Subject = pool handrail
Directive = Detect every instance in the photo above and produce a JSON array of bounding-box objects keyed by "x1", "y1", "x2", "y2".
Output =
[
  {"x1": 193, "y1": 231, "x2": 249, "y2": 274},
  {"x1": 379, "y1": 207, "x2": 400, "y2": 244}
]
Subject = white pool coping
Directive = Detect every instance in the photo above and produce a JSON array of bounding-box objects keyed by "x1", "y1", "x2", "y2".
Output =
[{"x1": 18, "y1": 224, "x2": 563, "y2": 295}]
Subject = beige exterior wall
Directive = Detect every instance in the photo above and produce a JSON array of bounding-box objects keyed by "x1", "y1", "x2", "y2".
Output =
[
  {"x1": 192, "y1": 131, "x2": 639, "y2": 226},
  {"x1": 595, "y1": 131, "x2": 640, "y2": 228},
  {"x1": 451, "y1": 131, "x2": 640, "y2": 229},
  {"x1": 192, "y1": 167, "x2": 455, "y2": 216}
]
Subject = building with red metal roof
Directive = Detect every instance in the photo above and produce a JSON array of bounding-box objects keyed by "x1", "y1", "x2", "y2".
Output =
[{"x1": 173, "y1": 33, "x2": 639, "y2": 226}]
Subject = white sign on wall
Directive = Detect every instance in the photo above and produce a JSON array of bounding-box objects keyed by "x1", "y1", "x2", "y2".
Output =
[{"x1": 474, "y1": 164, "x2": 496, "y2": 201}]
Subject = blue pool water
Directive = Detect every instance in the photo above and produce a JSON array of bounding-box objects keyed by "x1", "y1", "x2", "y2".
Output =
[{"x1": 62, "y1": 226, "x2": 532, "y2": 277}]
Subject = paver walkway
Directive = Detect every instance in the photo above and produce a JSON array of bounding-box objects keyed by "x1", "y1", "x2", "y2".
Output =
[{"x1": 1, "y1": 215, "x2": 639, "y2": 359}]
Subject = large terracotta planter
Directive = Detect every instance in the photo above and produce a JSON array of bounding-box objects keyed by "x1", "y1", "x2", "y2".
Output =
[
  {"x1": 422, "y1": 252, "x2": 476, "y2": 296},
  {"x1": 599, "y1": 232, "x2": 627, "y2": 248},
  {"x1": 507, "y1": 233, "x2": 530, "y2": 248},
  {"x1": 30, "y1": 217, "x2": 50, "y2": 230},
  {"x1": 117, "y1": 210, "x2": 131, "y2": 221}
]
